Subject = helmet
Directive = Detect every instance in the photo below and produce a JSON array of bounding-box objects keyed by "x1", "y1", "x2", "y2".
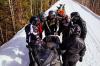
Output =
[
  {"x1": 72, "y1": 24, "x2": 81, "y2": 36},
  {"x1": 38, "y1": 12, "x2": 45, "y2": 22},
  {"x1": 71, "y1": 12, "x2": 80, "y2": 18},
  {"x1": 30, "y1": 16, "x2": 38, "y2": 25},
  {"x1": 49, "y1": 10, "x2": 56, "y2": 16},
  {"x1": 57, "y1": 9, "x2": 65, "y2": 16}
]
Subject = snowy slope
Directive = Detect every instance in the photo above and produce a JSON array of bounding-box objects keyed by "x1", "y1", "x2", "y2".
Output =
[
  {"x1": 0, "y1": 28, "x2": 29, "y2": 66},
  {"x1": 0, "y1": 0, "x2": 100, "y2": 66}
]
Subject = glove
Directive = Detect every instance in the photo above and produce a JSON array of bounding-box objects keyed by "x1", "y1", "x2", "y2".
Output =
[{"x1": 79, "y1": 57, "x2": 83, "y2": 62}]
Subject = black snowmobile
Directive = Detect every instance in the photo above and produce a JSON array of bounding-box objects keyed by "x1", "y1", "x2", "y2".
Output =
[{"x1": 26, "y1": 35, "x2": 62, "y2": 66}]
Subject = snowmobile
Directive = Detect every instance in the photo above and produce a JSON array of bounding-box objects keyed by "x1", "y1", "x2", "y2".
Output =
[{"x1": 26, "y1": 35, "x2": 62, "y2": 66}]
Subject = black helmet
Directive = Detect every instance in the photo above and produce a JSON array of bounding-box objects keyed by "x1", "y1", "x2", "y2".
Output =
[
  {"x1": 71, "y1": 12, "x2": 80, "y2": 18},
  {"x1": 72, "y1": 24, "x2": 81, "y2": 36},
  {"x1": 30, "y1": 16, "x2": 38, "y2": 25}
]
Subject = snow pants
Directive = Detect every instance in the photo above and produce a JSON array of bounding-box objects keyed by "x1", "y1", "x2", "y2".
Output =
[
  {"x1": 62, "y1": 52, "x2": 77, "y2": 66},
  {"x1": 28, "y1": 45, "x2": 42, "y2": 66}
]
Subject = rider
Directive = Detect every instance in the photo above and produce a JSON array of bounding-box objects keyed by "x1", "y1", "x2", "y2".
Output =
[
  {"x1": 43, "y1": 10, "x2": 57, "y2": 36},
  {"x1": 38, "y1": 12, "x2": 46, "y2": 39},
  {"x1": 25, "y1": 16, "x2": 42, "y2": 66},
  {"x1": 57, "y1": 15, "x2": 71, "y2": 50},
  {"x1": 62, "y1": 24, "x2": 86, "y2": 66},
  {"x1": 70, "y1": 12, "x2": 87, "y2": 40},
  {"x1": 25, "y1": 16, "x2": 39, "y2": 45}
]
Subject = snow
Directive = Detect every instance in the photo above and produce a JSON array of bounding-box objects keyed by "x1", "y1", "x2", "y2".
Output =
[
  {"x1": 0, "y1": 28, "x2": 29, "y2": 66},
  {"x1": 0, "y1": 0, "x2": 100, "y2": 66}
]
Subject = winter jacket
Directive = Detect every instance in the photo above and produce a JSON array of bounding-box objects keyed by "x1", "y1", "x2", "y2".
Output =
[
  {"x1": 65, "y1": 36, "x2": 86, "y2": 62},
  {"x1": 57, "y1": 18, "x2": 71, "y2": 50},
  {"x1": 25, "y1": 24, "x2": 39, "y2": 44},
  {"x1": 71, "y1": 17, "x2": 87, "y2": 40},
  {"x1": 43, "y1": 16, "x2": 57, "y2": 36},
  {"x1": 38, "y1": 22, "x2": 43, "y2": 33}
]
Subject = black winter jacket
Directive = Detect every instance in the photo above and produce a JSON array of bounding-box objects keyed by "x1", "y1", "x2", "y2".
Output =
[{"x1": 71, "y1": 18, "x2": 87, "y2": 40}]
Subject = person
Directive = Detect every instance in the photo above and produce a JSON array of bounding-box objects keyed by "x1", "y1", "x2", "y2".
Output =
[
  {"x1": 25, "y1": 16, "x2": 39, "y2": 44},
  {"x1": 56, "y1": 7, "x2": 66, "y2": 36},
  {"x1": 70, "y1": 12, "x2": 87, "y2": 40},
  {"x1": 57, "y1": 9, "x2": 65, "y2": 17},
  {"x1": 43, "y1": 10, "x2": 57, "y2": 36},
  {"x1": 62, "y1": 24, "x2": 86, "y2": 66},
  {"x1": 57, "y1": 15, "x2": 71, "y2": 50},
  {"x1": 38, "y1": 12, "x2": 46, "y2": 23},
  {"x1": 25, "y1": 16, "x2": 42, "y2": 66},
  {"x1": 38, "y1": 12, "x2": 46, "y2": 39},
  {"x1": 56, "y1": 4, "x2": 65, "y2": 17}
]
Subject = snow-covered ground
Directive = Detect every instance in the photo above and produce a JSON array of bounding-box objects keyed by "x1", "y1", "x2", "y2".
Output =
[{"x1": 0, "y1": 0, "x2": 100, "y2": 66}]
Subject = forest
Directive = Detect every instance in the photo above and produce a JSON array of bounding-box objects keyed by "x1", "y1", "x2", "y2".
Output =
[
  {"x1": 0, "y1": 0, "x2": 57, "y2": 45},
  {"x1": 76, "y1": 0, "x2": 100, "y2": 15}
]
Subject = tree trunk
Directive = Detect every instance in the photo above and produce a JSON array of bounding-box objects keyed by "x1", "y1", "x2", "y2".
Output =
[
  {"x1": 40, "y1": 0, "x2": 43, "y2": 12},
  {"x1": 0, "y1": 26, "x2": 4, "y2": 44},
  {"x1": 30, "y1": 0, "x2": 33, "y2": 16},
  {"x1": 8, "y1": 0, "x2": 16, "y2": 34},
  {"x1": 19, "y1": 1, "x2": 23, "y2": 24},
  {"x1": 5, "y1": 21, "x2": 8, "y2": 41}
]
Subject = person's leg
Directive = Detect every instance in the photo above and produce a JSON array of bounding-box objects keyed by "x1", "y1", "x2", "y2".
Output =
[
  {"x1": 29, "y1": 51, "x2": 35, "y2": 66},
  {"x1": 62, "y1": 53, "x2": 67, "y2": 66},
  {"x1": 32, "y1": 47, "x2": 42, "y2": 66}
]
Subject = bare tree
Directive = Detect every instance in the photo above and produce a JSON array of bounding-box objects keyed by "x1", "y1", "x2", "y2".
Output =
[
  {"x1": 30, "y1": 0, "x2": 33, "y2": 16},
  {"x1": 8, "y1": 0, "x2": 16, "y2": 34},
  {"x1": 5, "y1": 21, "x2": 8, "y2": 41},
  {"x1": 40, "y1": 0, "x2": 43, "y2": 12},
  {"x1": 0, "y1": 26, "x2": 4, "y2": 44}
]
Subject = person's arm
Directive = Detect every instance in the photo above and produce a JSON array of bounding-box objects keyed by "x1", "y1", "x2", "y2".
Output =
[
  {"x1": 79, "y1": 45, "x2": 86, "y2": 62},
  {"x1": 54, "y1": 19, "x2": 58, "y2": 32},
  {"x1": 57, "y1": 21, "x2": 63, "y2": 36},
  {"x1": 81, "y1": 21, "x2": 87, "y2": 40},
  {"x1": 25, "y1": 25, "x2": 30, "y2": 43}
]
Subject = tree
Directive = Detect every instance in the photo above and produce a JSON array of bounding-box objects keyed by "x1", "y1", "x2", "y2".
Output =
[
  {"x1": 0, "y1": 26, "x2": 4, "y2": 45},
  {"x1": 0, "y1": 0, "x2": 58, "y2": 45},
  {"x1": 76, "y1": 0, "x2": 100, "y2": 15},
  {"x1": 30, "y1": 0, "x2": 33, "y2": 16},
  {"x1": 8, "y1": 0, "x2": 16, "y2": 34}
]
